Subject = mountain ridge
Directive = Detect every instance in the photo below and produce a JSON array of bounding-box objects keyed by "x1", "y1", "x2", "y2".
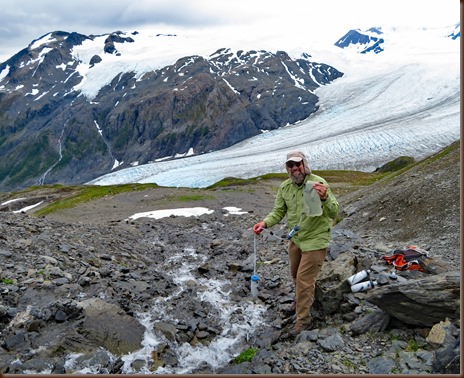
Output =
[{"x1": 0, "y1": 30, "x2": 346, "y2": 191}]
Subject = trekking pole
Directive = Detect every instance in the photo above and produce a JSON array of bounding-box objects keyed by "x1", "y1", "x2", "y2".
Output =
[{"x1": 251, "y1": 234, "x2": 259, "y2": 299}]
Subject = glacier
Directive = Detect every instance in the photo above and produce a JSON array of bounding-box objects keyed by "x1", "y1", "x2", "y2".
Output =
[{"x1": 87, "y1": 26, "x2": 460, "y2": 188}]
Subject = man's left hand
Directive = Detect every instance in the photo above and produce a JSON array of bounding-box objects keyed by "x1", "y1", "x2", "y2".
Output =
[{"x1": 312, "y1": 182, "x2": 328, "y2": 200}]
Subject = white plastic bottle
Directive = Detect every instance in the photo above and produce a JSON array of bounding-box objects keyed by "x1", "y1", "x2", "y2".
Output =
[
  {"x1": 351, "y1": 279, "x2": 377, "y2": 293},
  {"x1": 347, "y1": 269, "x2": 371, "y2": 285},
  {"x1": 251, "y1": 275, "x2": 259, "y2": 298}
]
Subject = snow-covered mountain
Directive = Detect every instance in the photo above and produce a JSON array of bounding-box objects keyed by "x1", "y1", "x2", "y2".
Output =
[
  {"x1": 88, "y1": 24, "x2": 460, "y2": 188},
  {"x1": 334, "y1": 27, "x2": 385, "y2": 54},
  {"x1": 0, "y1": 24, "x2": 460, "y2": 190},
  {"x1": 0, "y1": 30, "x2": 343, "y2": 191}
]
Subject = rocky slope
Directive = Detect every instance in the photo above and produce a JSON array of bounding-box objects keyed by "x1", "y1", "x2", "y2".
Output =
[{"x1": 0, "y1": 141, "x2": 460, "y2": 374}]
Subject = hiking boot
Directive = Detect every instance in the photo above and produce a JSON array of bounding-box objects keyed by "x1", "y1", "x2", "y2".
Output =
[{"x1": 288, "y1": 320, "x2": 313, "y2": 337}]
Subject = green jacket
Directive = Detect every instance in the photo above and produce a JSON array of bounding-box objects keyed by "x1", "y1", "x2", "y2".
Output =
[{"x1": 263, "y1": 173, "x2": 339, "y2": 251}]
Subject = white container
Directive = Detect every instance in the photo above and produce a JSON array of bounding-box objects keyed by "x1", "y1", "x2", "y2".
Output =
[
  {"x1": 351, "y1": 280, "x2": 377, "y2": 293},
  {"x1": 251, "y1": 275, "x2": 259, "y2": 298},
  {"x1": 346, "y1": 269, "x2": 371, "y2": 285}
]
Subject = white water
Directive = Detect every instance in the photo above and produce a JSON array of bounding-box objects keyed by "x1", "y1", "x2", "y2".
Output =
[
  {"x1": 66, "y1": 239, "x2": 268, "y2": 374},
  {"x1": 122, "y1": 246, "x2": 266, "y2": 374}
]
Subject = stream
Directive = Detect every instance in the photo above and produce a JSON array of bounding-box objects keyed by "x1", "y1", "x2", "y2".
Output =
[{"x1": 63, "y1": 228, "x2": 269, "y2": 374}]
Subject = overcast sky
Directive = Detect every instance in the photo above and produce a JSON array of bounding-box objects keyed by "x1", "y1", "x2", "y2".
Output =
[{"x1": 0, "y1": 0, "x2": 459, "y2": 62}]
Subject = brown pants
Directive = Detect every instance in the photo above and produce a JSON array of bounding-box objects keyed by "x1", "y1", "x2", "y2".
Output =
[{"x1": 288, "y1": 241, "x2": 326, "y2": 325}]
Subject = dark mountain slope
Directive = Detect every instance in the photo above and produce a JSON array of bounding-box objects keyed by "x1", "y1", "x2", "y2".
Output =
[{"x1": 0, "y1": 31, "x2": 343, "y2": 191}]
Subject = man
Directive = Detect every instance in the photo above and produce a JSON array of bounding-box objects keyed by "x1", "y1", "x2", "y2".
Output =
[{"x1": 252, "y1": 150, "x2": 339, "y2": 336}]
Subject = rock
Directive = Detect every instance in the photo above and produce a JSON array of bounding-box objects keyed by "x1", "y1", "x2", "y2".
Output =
[
  {"x1": 2, "y1": 330, "x2": 27, "y2": 351},
  {"x1": 89, "y1": 54, "x2": 102, "y2": 67},
  {"x1": 426, "y1": 318, "x2": 460, "y2": 373},
  {"x1": 0, "y1": 353, "x2": 17, "y2": 373},
  {"x1": 365, "y1": 271, "x2": 460, "y2": 326},
  {"x1": 315, "y1": 252, "x2": 356, "y2": 314},
  {"x1": 349, "y1": 309, "x2": 390, "y2": 335},
  {"x1": 0, "y1": 249, "x2": 13, "y2": 257},
  {"x1": 154, "y1": 321, "x2": 177, "y2": 341},
  {"x1": 77, "y1": 298, "x2": 145, "y2": 356},
  {"x1": 367, "y1": 355, "x2": 396, "y2": 374},
  {"x1": 19, "y1": 356, "x2": 59, "y2": 374},
  {"x1": 196, "y1": 330, "x2": 209, "y2": 339},
  {"x1": 426, "y1": 318, "x2": 457, "y2": 346},
  {"x1": 418, "y1": 257, "x2": 452, "y2": 274},
  {"x1": 317, "y1": 332, "x2": 345, "y2": 352},
  {"x1": 69, "y1": 348, "x2": 115, "y2": 373},
  {"x1": 398, "y1": 350, "x2": 432, "y2": 373}
]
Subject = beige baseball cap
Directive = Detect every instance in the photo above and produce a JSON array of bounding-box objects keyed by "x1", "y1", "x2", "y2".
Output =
[{"x1": 285, "y1": 150, "x2": 305, "y2": 163}]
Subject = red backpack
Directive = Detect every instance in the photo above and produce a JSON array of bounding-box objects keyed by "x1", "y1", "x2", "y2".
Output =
[{"x1": 381, "y1": 245, "x2": 429, "y2": 272}]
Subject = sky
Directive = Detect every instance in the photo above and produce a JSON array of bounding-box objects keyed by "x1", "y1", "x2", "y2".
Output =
[{"x1": 0, "y1": 0, "x2": 459, "y2": 62}]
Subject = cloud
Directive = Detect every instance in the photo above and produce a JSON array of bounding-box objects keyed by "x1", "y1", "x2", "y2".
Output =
[
  {"x1": 0, "y1": 0, "x2": 244, "y2": 60},
  {"x1": 0, "y1": 0, "x2": 459, "y2": 62}
]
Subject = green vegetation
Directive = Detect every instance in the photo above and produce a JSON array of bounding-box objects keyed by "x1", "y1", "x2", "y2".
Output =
[
  {"x1": 208, "y1": 169, "x2": 388, "y2": 191},
  {"x1": 342, "y1": 358, "x2": 356, "y2": 369},
  {"x1": 233, "y1": 347, "x2": 258, "y2": 364},
  {"x1": 207, "y1": 173, "x2": 291, "y2": 189},
  {"x1": 206, "y1": 177, "x2": 261, "y2": 189},
  {"x1": 422, "y1": 139, "x2": 459, "y2": 164},
  {"x1": 22, "y1": 168, "x2": 401, "y2": 217},
  {"x1": 374, "y1": 140, "x2": 459, "y2": 182},
  {"x1": 23, "y1": 184, "x2": 73, "y2": 193},
  {"x1": 405, "y1": 339, "x2": 419, "y2": 352},
  {"x1": 33, "y1": 183, "x2": 158, "y2": 216},
  {"x1": 313, "y1": 169, "x2": 387, "y2": 186},
  {"x1": 0, "y1": 132, "x2": 59, "y2": 189},
  {"x1": 2, "y1": 278, "x2": 14, "y2": 285},
  {"x1": 375, "y1": 156, "x2": 415, "y2": 173},
  {"x1": 206, "y1": 169, "x2": 388, "y2": 204}
]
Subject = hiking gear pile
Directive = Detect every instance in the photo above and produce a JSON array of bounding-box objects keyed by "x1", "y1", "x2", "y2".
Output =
[{"x1": 381, "y1": 245, "x2": 429, "y2": 272}]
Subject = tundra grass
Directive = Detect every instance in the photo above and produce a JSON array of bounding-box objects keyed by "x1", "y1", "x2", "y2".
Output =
[
  {"x1": 33, "y1": 183, "x2": 158, "y2": 216},
  {"x1": 208, "y1": 170, "x2": 387, "y2": 190},
  {"x1": 29, "y1": 170, "x2": 384, "y2": 216}
]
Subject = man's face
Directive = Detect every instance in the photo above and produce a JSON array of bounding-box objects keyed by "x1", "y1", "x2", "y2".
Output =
[{"x1": 286, "y1": 160, "x2": 305, "y2": 185}]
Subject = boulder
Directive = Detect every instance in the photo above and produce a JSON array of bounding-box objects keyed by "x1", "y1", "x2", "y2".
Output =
[
  {"x1": 349, "y1": 308, "x2": 390, "y2": 335},
  {"x1": 77, "y1": 298, "x2": 145, "y2": 356},
  {"x1": 315, "y1": 252, "x2": 357, "y2": 314},
  {"x1": 365, "y1": 271, "x2": 460, "y2": 326},
  {"x1": 427, "y1": 319, "x2": 460, "y2": 373}
]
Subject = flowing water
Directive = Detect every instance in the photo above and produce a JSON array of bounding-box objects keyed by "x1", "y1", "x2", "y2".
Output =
[{"x1": 66, "y1": 244, "x2": 267, "y2": 374}]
